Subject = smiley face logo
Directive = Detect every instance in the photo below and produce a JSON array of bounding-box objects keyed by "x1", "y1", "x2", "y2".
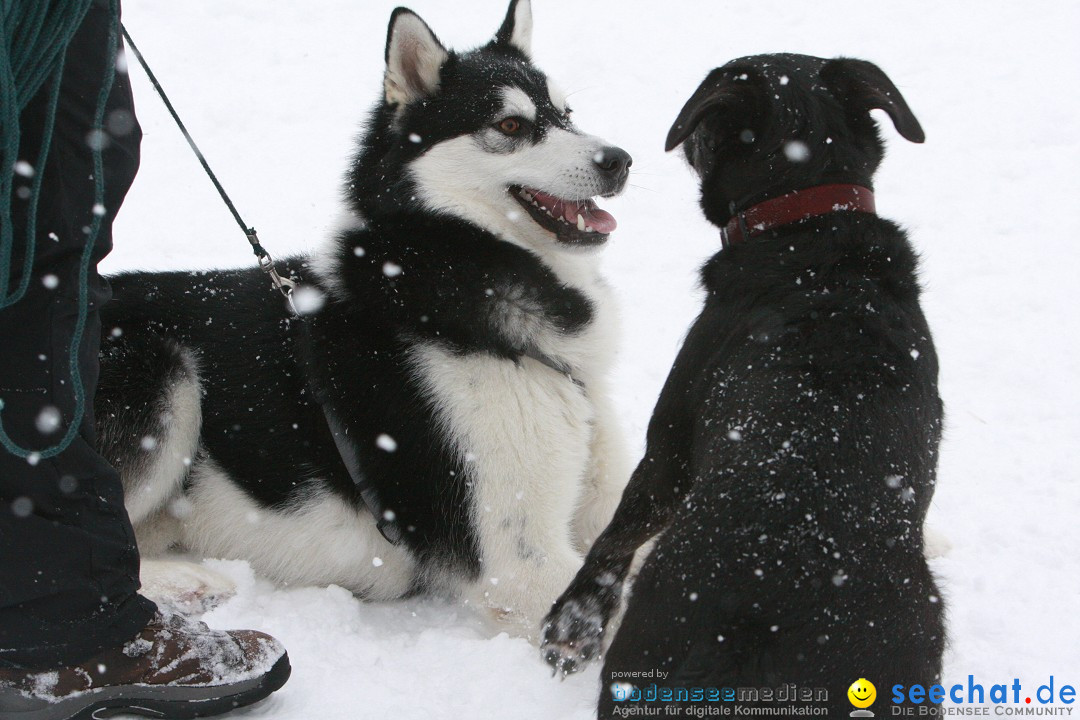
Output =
[{"x1": 848, "y1": 679, "x2": 877, "y2": 708}]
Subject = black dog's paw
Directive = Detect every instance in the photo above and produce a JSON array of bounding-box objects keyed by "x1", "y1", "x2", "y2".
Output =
[{"x1": 540, "y1": 591, "x2": 614, "y2": 677}]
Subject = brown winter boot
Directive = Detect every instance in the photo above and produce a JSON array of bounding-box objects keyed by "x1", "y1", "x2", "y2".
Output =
[{"x1": 0, "y1": 610, "x2": 290, "y2": 719}]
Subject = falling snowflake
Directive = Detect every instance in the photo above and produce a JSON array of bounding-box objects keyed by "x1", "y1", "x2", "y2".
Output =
[
  {"x1": 784, "y1": 140, "x2": 810, "y2": 162},
  {"x1": 11, "y1": 497, "x2": 33, "y2": 517},
  {"x1": 35, "y1": 406, "x2": 62, "y2": 434},
  {"x1": 291, "y1": 286, "x2": 326, "y2": 315}
]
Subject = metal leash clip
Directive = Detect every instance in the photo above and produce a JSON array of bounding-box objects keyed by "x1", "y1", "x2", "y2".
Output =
[{"x1": 246, "y1": 229, "x2": 298, "y2": 312}]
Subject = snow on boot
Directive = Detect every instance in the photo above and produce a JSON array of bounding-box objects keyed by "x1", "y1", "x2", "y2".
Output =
[{"x1": 0, "y1": 611, "x2": 289, "y2": 719}]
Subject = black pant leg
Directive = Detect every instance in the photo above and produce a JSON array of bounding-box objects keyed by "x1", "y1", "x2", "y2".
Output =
[{"x1": 0, "y1": 0, "x2": 155, "y2": 669}]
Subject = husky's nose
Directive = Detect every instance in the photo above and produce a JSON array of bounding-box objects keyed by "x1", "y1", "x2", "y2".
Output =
[{"x1": 594, "y1": 146, "x2": 632, "y2": 182}]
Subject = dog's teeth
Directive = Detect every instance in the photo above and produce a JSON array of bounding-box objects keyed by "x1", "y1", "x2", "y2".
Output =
[
  {"x1": 576, "y1": 214, "x2": 586, "y2": 232},
  {"x1": 585, "y1": 227, "x2": 595, "y2": 233},
  {"x1": 522, "y1": 191, "x2": 533, "y2": 201}
]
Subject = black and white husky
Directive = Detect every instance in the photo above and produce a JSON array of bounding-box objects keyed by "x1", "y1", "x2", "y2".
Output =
[{"x1": 97, "y1": 0, "x2": 632, "y2": 640}]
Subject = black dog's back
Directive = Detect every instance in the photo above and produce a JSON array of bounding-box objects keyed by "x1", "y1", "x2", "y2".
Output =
[{"x1": 600, "y1": 215, "x2": 944, "y2": 714}]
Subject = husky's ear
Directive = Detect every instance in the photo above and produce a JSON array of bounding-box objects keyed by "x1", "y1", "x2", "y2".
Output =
[
  {"x1": 384, "y1": 8, "x2": 449, "y2": 107},
  {"x1": 819, "y1": 58, "x2": 925, "y2": 143},
  {"x1": 665, "y1": 69, "x2": 759, "y2": 152},
  {"x1": 493, "y1": 0, "x2": 533, "y2": 57}
]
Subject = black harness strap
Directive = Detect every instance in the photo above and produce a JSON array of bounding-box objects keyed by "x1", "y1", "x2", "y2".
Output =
[
  {"x1": 295, "y1": 319, "x2": 404, "y2": 546},
  {"x1": 524, "y1": 347, "x2": 585, "y2": 390},
  {"x1": 319, "y1": 401, "x2": 405, "y2": 546}
]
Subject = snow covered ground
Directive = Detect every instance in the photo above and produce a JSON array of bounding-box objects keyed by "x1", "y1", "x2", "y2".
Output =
[{"x1": 106, "y1": 1, "x2": 1079, "y2": 717}]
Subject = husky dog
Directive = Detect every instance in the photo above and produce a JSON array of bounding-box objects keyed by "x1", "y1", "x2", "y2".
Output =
[
  {"x1": 97, "y1": 0, "x2": 632, "y2": 640},
  {"x1": 541, "y1": 54, "x2": 944, "y2": 716}
]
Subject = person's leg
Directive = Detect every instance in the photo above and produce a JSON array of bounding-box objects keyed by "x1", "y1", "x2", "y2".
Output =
[
  {"x1": 0, "y1": 0, "x2": 155, "y2": 670},
  {"x1": 1, "y1": 5, "x2": 290, "y2": 715}
]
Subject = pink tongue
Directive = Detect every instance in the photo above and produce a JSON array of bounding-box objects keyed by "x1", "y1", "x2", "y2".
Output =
[
  {"x1": 531, "y1": 189, "x2": 617, "y2": 234},
  {"x1": 571, "y1": 202, "x2": 618, "y2": 234}
]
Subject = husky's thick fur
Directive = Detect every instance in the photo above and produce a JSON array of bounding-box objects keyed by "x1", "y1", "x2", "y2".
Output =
[
  {"x1": 541, "y1": 54, "x2": 944, "y2": 716},
  {"x1": 97, "y1": 0, "x2": 632, "y2": 639}
]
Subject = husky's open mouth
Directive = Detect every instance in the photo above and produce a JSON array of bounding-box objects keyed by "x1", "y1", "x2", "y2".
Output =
[{"x1": 510, "y1": 186, "x2": 617, "y2": 245}]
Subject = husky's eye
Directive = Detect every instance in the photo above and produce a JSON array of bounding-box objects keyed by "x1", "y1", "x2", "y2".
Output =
[{"x1": 496, "y1": 116, "x2": 527, "y2": 136}]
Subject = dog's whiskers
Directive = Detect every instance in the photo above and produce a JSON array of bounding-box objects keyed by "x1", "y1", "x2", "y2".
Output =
[{"x1": 563, "y1": 86, "x2": 598, "y2": 100}]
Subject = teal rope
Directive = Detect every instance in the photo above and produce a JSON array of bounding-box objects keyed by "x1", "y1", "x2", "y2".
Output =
[
  {"x1": 0, "y1": 0, "x2": 118, "y2": 459},
  {"x1": 0, "y1": 60, "x2": 61, "y2": 311},
  {"x1": 1, "y1": 0, "x2": 95, "y2": 305}
]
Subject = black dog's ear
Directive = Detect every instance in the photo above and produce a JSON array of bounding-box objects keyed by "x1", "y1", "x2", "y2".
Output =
[
  {"x1": 665, "y1": 69, "x2": 756, "y2": 152},
  {"x1": 493, "y1": 0, "x2": 533, "y2": 57},
  {"x1": 384, "y1": 8, "x2": 449, "y2": 107},
  {"x1": 819, "y1": 58, "x2": 925, "y2": 143}
]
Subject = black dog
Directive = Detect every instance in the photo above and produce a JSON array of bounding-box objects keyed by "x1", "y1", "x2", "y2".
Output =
[{"x1": 541, "y1": 54, "x2": 945, "y2": 717}]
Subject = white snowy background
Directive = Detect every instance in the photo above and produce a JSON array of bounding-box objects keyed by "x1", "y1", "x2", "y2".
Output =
[{"x1": 104, "y1": 1, "x2": 1079, "y2": 717}]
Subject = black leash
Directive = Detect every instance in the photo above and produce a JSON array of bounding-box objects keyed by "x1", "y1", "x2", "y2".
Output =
[
  {"x1": 120, "y1": 24, "x2": 297, "y2": 305},
  {"x1": 121, "y1": 25, "x2": 406, "y2": 545}
]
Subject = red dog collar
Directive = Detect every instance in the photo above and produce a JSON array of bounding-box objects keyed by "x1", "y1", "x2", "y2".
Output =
[{"x1": 722, "y1": 184, "x2": 876, "y2": 247}]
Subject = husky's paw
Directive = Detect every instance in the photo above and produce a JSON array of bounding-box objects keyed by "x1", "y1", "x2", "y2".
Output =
[
  {"x1": 140, "y1": 559, "x2": 237, "y2": 615},
  {"x1": 540, "y1": 593, "x2": 612, "y2": 677}
]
